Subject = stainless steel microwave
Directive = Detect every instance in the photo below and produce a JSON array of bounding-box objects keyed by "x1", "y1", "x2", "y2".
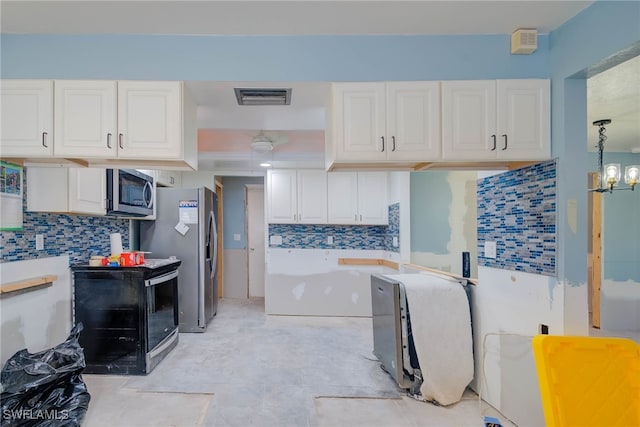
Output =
[{"x1": 106, "y1": 169, "x2": 155, "y2": 217}]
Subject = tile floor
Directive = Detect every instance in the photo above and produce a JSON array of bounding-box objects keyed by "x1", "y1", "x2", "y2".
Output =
[{"x1": 82, "y1": 298, "x2": 514, "y2": 427}]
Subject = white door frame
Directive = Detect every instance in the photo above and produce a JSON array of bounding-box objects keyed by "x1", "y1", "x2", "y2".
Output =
[{"x1": 246, "y1": 184, "x2": 265, "y2": 298}]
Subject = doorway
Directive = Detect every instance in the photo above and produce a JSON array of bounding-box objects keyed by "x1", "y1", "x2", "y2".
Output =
[{"x1": 246, "y1": 184, "x2": 265, "y2": 298}]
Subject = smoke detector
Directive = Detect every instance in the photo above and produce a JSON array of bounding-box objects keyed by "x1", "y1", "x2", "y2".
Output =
[{"x1": 511, "y1": 28, "x2": 538, "y2": 55}]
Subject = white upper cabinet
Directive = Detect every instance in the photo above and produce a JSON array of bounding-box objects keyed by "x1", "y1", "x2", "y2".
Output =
[
  {"x1": 267, "y1": 170, "x2": 297, "y2": 223},
  {"x1": 327, "y1": 82, "x2": 441, "y2": 167},
  {"x1": 267, "y1": 169, "x2": 327, "y2": 224},
  {"x1": 441, "y1": 79, "x2": 550, "y2": 161},
  {"x1": 27, "y1": 167, "x2": 106, "y2": 215},
  {"x1": 386, "y1": 82, "x2": 441, "y2": 161},
  {"x1": 0, "y1": 80, "x2": 54, "y2": 157},
  {"x1": 297, "y1": 170, "x2": 328, "y2": 224},
  {"x1": 117, "y1": 81, "x2": 182, "y2": 160},
  {"x1": 327, "y1": 172, "x2": 388, "y2": 225},
  {"x1": 54, "y1": 80, "x2": 117, "y2": 158},
  {"x1": 156, "y1": 170, "x2": 182, "y2": 187},
  {"x1": 0, "y1": 79, "x2": 197, "y2": 170}
]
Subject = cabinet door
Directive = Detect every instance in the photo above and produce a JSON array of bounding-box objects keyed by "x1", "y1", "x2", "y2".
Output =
[
  {"x1": 117, "y1": 81, "x2": 181, "y2": 160},
  {"x1": 333, "y1": 83, "x2": 386, "y2": 161},
  {"x1": 327, "y1": 172, "x2": 358, "y2": 224},
  {"x1": 68, "y1": 168, "x2": 106, "y2": 215},
  {"x1": 357, "y1": 172, "x2": 388, "y2": 225},
  {"x1": 386, "y1": 82, "x2": 441, "y2": 161},
  {"x1": 297, "y1": 170, "x2": 327, "y2": 224},
  {"x1": 156, "y1": 170, "x2": 182, "y2": 187},
  {"x1": 267, "y1": 170, "x2": 297, "y2": 223},
  {"x1": 441, "y1": 80, "x2": 497, "y2": 161},
  {"x1": 0, "y1": 80, "x2": 53, "y2": 157},
  {"x1": 26, "y1": 168, "x2": 69, "y2": 212},
  {"x1": 496, "y1": 79, "x2": 550, "y2": 160},
  {"x1": 54, "y1": 80, "x2": 117, "y2": 158}
]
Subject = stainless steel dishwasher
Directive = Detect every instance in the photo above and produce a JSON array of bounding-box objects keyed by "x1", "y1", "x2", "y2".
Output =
[{"x1": 370, "y1": 274, "x2": 472, "y2": 395}]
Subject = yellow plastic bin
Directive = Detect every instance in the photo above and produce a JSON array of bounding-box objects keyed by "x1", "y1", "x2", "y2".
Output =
[{"x1": 532, "y1": 335, "x2": 640, "y2": 427}]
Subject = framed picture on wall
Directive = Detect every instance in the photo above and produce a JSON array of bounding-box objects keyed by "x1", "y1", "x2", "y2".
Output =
[{"x1": 0, "y1": 161, "x2": 23, "y2": 231}]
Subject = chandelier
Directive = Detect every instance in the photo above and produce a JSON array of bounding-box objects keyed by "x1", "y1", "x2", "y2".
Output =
[{"x1": 589, "y1": 119, "x2": 639, "y2": 193}]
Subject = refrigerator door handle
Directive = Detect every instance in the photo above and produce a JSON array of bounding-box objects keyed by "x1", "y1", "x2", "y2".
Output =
[{"x1": 211, "y1": 211, "x2": 218, "y2": 279}]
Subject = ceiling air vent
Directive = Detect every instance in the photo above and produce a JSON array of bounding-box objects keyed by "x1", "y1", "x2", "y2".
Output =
[{"x1": 234, "y1": 88, "x2": 292, "y2": 106}]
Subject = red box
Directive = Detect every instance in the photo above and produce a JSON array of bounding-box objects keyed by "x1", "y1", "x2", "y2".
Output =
[{"x1": 120, "y1": 252, "x2": 144, "y2": 266}]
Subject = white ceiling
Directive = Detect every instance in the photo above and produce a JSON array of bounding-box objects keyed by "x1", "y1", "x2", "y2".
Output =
[{"x1": 4, "y1": 1, "x2": 637, "y2": 172}]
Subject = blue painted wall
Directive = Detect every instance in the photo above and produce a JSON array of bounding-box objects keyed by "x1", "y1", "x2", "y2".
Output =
[
  {"x1": 221, "y1": 176, "x2": 263, "y2": 250},
  {"x1": 0, "y1": 168, "x2": 130, "y2": 264},
  {"x1": 410, "y1": 172, "x2": 451, "y2": 254},
  {"x1": 548, "y1": 0, "x2": 640, "y2": 284},
  {"x1": 1, "y1": 35, "x2": 550, "y2": 81},
  {"x1": 2, "y1": 1, "x2": 639, "y2": 286},
  {"x1": 590, "y1": 152, "x2": 640, "y2": 282}
]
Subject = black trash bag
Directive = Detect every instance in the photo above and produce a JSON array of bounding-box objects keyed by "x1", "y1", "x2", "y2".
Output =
[{"x1": 0, "y1": 323, "x2": 91, "y2": 427}]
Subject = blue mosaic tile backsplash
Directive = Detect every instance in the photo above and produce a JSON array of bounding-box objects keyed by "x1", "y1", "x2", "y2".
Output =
[
  {"x1": 477, "y1": 161, "x2": 556, "y2": 276},
  {"x1": 0, "y1": 168, "x2": 130, "y2": 264},
  {"x1": 269, "y1": 203, "x2": 400, "y2": 252}
]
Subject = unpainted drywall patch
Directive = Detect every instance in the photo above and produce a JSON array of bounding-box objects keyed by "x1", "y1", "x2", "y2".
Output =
[
  {"x1": 567, "y1": 199, "x2": 578, "y2": 234},
  {"x1": 45, "y1": 300, "x2": 71, "y2": 348},
  {"x1": 351, "y1": 292, "x2": 359, "y2": 304},
  {"x1": 1, "y1": 317, "x2": 26, "y2": 366},
  {"x1": 292, "y1": 282, "x2": 306, "y2": 300}
]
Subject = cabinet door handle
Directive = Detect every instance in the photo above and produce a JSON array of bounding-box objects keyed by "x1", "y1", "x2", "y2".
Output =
[
  {"x1": 42, "y1": 132, "x2": 48, "y2": 148},
  {"x1": 118, "y1": 133, "x2": 124, "y2": 149},
  {"x1": 170, "y1": 176, "x2": 174, "y2": 184},
  {"x1": 355, "y1": 214, "x2": 358, "y2": 221},
  {"x1": 107, "y1": 133, "x2": 112, "y2": 149},
  {"x1": 381, "y1": 136, "x2": 385, "y2": 152},
  {"x1": 392, "y1": 136, "x2": 396, "y2": 152},
  {"x1": 502, "y1": 134, "x2": 508, "y2": 150},
  {"x1": 490, "y1": 134, "x2": 497, "y2": 151},
  {"x1": 360, "y1": 214, "x2": 362, "y2": 221}
]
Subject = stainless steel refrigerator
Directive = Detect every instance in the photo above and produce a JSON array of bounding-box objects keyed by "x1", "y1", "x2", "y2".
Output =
[{"x1": 140, "y1": 186, "x2": 218, "y2": 332}]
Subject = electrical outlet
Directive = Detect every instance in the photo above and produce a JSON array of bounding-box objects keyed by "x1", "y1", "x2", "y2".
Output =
[
  {"x1": 269, "y1": 235, "x2": 282, "y2": 245},
  {"x1": 233, "y1": 233, "x2": 241, "y2": 241},
  {"x1": 539, "y1": 324, "x2": 549, "y2": 335},
  {"x1": 327, "y1": 236, "x2": 334, "y2": 245},
  {"x1": 36, "y1": 234, "x2": 44, "y2": 251},
  {"x1": 484, "y1": 241, "x2": 497, "y2": 259},
  {"x1": 392, "y1": 236, "x2": 399, "y2": 247}
]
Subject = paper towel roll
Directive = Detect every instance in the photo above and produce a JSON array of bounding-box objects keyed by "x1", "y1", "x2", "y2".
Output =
[{"x1": 110, "y1": 233, "x2": 123, "y2": 256}]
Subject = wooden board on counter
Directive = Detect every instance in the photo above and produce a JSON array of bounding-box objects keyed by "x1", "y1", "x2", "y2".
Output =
[{"x1": 338, "y1": 258, "x2": 400, "y2": 270}]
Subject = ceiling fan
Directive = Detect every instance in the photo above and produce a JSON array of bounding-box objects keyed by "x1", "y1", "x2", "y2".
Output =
[{"x1": 250, "y1": 130, "x2": 288, "y2": 153}]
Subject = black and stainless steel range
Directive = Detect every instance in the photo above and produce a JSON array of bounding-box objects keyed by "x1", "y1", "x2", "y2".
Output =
[{"x1": 71, "y1": 259, "x2": 181, "y2": 375}]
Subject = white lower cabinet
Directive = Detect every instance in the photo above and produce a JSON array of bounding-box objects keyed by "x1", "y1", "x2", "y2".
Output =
[
  {"x1": 27, "y1": 167, "x2": 106, "y2": 215},
  {"x1": 327, "y1": 172, "x2": 388, "y2": 225}
]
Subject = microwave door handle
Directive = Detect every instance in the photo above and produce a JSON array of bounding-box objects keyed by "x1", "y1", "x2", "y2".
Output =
[{"x1": 143, "y1": 181, "x2": 153, "y2": 208}]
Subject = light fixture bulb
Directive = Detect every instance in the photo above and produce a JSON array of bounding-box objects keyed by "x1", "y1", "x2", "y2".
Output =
[
  {"x1": 624, "y1": 165, "x2": 639, "y2": 186},
  {"x1": 259, "y1": 162, "x2": 272, "y2": 168},
  {"x1": 603, "y1": 163, "x2": 621, "y2": 187}
]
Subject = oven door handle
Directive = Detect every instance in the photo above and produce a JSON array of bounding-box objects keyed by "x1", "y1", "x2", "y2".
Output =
[{"x1": 145, "y1": 270, "x2": 179, "y2": 287}]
